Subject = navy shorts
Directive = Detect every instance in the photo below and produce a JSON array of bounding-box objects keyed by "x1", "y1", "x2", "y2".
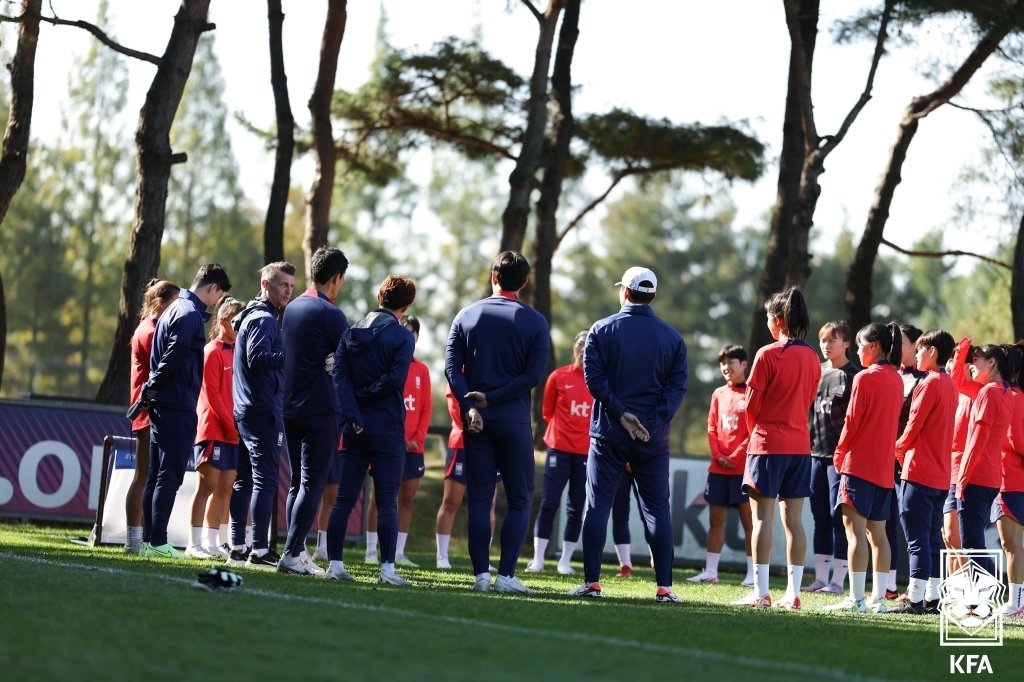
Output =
[
  {"x1": 403, "y1": 453, "x2": 426, "y2": 481},
  {"x1": 444, "y1": 448, "x2": 500, "y2": 485},
  {"x1": 836, "y1": 473, "x2": 892, "y2": 521},
  {"x1": 192, "y1": 441, "x2": 239, "y2": 471},
  {"x1": 704, "y1": 472, "x2": 748, "y2": 507},
  {"x1": 996, "y1": 491, "x2": 1024, "y2": 525},
  {"x1": 743, "y1": 454, "x2": 811, "y2": 499},
  {"x1": 326, "y1": 448, "x2": 343, "y2": 486},
  {"x1": 943, "y1": 484, "x2": 957, "y2": 515}
]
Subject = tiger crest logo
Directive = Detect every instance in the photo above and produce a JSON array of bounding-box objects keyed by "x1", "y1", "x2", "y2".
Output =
[{"x1": 939, "y1": 550, "x2": 1006, "y2": 647}]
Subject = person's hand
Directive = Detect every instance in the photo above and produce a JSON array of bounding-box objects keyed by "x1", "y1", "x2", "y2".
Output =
[
  {"x1": 466, "y1": 407, "x2": 484, "y2": 434},
  {"x1": 351, "y1": 421, "x2": 364, "y2": 436},
  {"x1": 619, "y1": 412, "x2": 649, "y2": 442},
  {"x1": 465, "y1": 391, "x2": 488, "y2": 409},
  {"x1": 406, "y1": 439, "x2": 419, "y2": 452},
  {"x1": 716, "y1": 456, "x2": 734, "y2": 469}
]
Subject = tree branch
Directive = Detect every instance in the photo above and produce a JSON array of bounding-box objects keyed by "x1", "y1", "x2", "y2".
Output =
[
  {"x1": 0, "y1": 10, "x2": 166, "y2": 65},
  {"x1": 519, "y1": 0, "x2": 543, "y2": 22},
  {"x1": 881, "y1": 237, "x2": 1011, "y2": 269}
]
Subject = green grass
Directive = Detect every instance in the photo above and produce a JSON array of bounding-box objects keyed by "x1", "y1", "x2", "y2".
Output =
[{"x1": 2, "y1": 522, "x2": 1022, "y2": 681}]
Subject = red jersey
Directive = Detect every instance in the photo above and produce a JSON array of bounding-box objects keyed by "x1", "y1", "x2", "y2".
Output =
[
  {"x1": 707, "y1": 383, "x2": 749, "y2": 476},
  {"x1": 542, "y1": 363, "x2": 592, "y2": 456},
  {"x1": 1002, "y1": 386, "x2": 1024, "y2": 493},
  {"x1": 895, "y1": 370, "x2": 956, "y2": 491},
  {"x1": 403, "y1": 357, "x2": 432, "y2": 452},
  {"x1": 958, "y1": 381, "x2": 1014, "y2": 494},
  {"x1": 745, "y1": 339, "x2": 820, "y2": 455},
  {"x1": 446, "y1": 386, "x2": 463, "y2": 449},
  {"x1": 950, "y1": 338, "x2": 981, "y2": 484},
  {"x1": 834, "y1": 362, "x2": 904, "y2": 489},
  {"x1": 129, "y1": 317, "x2": 157, "y2": 431},
  {"x1": 196, "y1": 339, "x2": 238, "y2": 445}
]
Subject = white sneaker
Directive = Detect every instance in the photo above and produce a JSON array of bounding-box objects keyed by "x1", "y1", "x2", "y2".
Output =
[
  {"x1": 300, "y1": 551, "x2": 326, "y2": 576},
  {"x1": 819, "y1": 581, "x2": 844, "y2": 595},
  {"x1": 686, "y1": 570, "x2": 719, "y2": 584},
  {"x1": 325, "y1": 565, "x2": 355, "y2": 581},
  {"x1": 556, "y1": 563, "x2": 576, "y2": 576},
  {"x1": 379, "y1": 570, "x2": 411, "y2": 587},
  {"x1": 801, "y1": 578, "x2": 828, "y2": 593},
  {"x1": 869, "y1": 599, "x2": 888, "y2": 614},
  {"x1": 523, "y1": 561, "x2": 544, "y2": 574},
  {"x1": 823, "y1": 597, "x2": 867, "y2": 614},
  {"x1": 364, "y1": 550, "x2": 378, "y2": 564},
  {"x1": 204, "y1": 544, "x2": 229, "y2": 559},
  {"x1": 494, "y1": 574, "x2": 532, "y2": 595},
  {"x1": 436, "y1": 556, "x2": 452, "y2": 570},
  {"x1": 277, "y1": 553, "x2": 314, "y2": 575},
  {"x1": 741, "y1": 575, "x2": 755, "y2": 587},
  {"x1": 488, "y1": 564, "x2": 497, "y2": 574},
  {"x1": 312, "y1": 546, "x2": 328, "y2": 562},
  {"x1": 185, "y1": 545, "x2": 215, "y2": 559},
  {"x1": 472, "y1": 575, "x2": 491, "y2": 592}
]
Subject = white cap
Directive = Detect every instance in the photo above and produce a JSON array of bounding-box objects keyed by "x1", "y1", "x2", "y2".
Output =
[{"x1": 614, "y1": 266, "x2": 657, "y2": 294}]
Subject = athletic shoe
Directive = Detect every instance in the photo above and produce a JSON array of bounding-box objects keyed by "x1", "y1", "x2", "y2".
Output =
[
  {"x1": 364, "y1": 550, "x2": 378, "y2": 564},
  {"x1": 731, "y1": 592, "x2": 771, "y2": 608},
  {"x1": 686, "y1": 570, "x2": 719, "y2": 584},
  {"x1": 1004, "y1": 604, "x2": 1024, "y2": 619},
  {"x1": 889, "y1": 599, "x2": 924, "y2": 615},
  {"x1": 924, "y1": 598, "x2": 940, "y2": 614},
  {"x1": 567, "y1": 582, "x2": 602, "y2": 598},
  {"x1": 823, "y1": 597, "x2": 867, "y2": 614},
  {"x1": 246, "y1": 549, "x2": 282, "y2": 569},
  {"x1": 885, "y1": 589, "x2": 899, "y2": 600},
  {"x1": 226, "y1": 547, "x2": 250, "y2": 567},
  {"x1": 144, "y1": 543, "x2": 183, "y2": 559},
  {"x1": 819, "y1": 581, "x2": 844, "y2": 595},
  {"x1": 185, "y1": 545, "x2": 216, "y2": 559},
  {"x1": 556, "y1": 563, "x2": 576, "y2": 576},
  {"x1": 730, "y1": 591, "x2": 760, "y2": 606},
  {"x1": 299, "y1": 551, "x2": 326, "y2": 576},
  {"x1": 494, "y1": 574, "x2": 532, "y2": 595},
  {"x1": 395, "y1": 555, "x2": 419, "y2": 569},
  {"x1": 741, "y1": 575, "x2": 755, "y2": 587},
  {"x1": 615, "y1": 565, "x2": 633, "y2": 579},
  {"x1": 378, "y1": 571, "x2": 412, "y2": 587},
  {"x1": 524, "y1": 561, "x2": 544, "y2": 573},
  {"x1": 325, "y1": 565, "x2": 355, "y2": 581},
  {"x1": 436, "y1": 557, "x2": 452, "y2": 570},
  {"x1": 801, "y1": 579, "x2": 827, "y2": 593},
  {"x1": 219, "y1": 543, "x2": 232, "y2": 556},
  {"x1": 488, "y1": 564, "x2": 497, "y2": 574},
  {"x1": 870, "y1": 599, "x2": 888, "y2": 614},
  {"x1": 655, "y1": 587, "x2": 681, "y2": 603},
  {"x1": 277, "y1": 553, "x2": 314, "y2": 575},
  {"x1": 776, "y1": 596, "x2": 802, "y2": 610},
  {"x1": 312, "y1": 546, "x2": 329, "y2": 562},
  {"x1": 138, "y1": 542, "x2": 152, "y2": 556},
  {"x1": 123, "y1": 543, "x2": 141, "y2": 555},
  {"x1": 472, "y1": 576, "x2": 491, "y2": 592},
  {"x1": 205, "y1": 544, "x2": 229, "y2": 559}
]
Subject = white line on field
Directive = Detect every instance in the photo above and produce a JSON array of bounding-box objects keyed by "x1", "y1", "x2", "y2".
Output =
[{"x1": 1, "y1": 551, "x2": 907, "y2": 682}]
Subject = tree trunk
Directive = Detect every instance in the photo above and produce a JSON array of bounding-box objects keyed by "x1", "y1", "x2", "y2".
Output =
[
  {"x1": 845, "y1": 24, "x2": 1010, "y2": 335},
  {"x1": 498, "y1": 0, "x2": 564, "y2": 254},
  {"x1": 96, "y1": 0, "x2": 214, "y2": 405},
  {"x1": 1011, "y1": 212, "x2": 1024, "y2": 341},
  {"x1": 264, "y1": 0, "x2": 293, "y2": 265},
  {"x1": 530, "y1": 0, "x2": 579, "y2": 445},
  {"x1": 0, "y1": 0, "x2": 41, "y2": 392},
  {"x1": 304, "y1": 0, "x2": 346, "y2": 282}
]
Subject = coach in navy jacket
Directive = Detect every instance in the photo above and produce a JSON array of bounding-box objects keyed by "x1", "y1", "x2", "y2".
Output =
[{"x1": 575, "y1": 266, "x2": 688, "y2": 600}]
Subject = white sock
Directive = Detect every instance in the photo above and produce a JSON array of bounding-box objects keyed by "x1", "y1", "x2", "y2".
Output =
[
  {"x1": 851, "y1": 571, "x2": 867, "y2": 601},
  {"x1": 245, "y1": 525, "x2": 253, "y2": 547},
  {"x1": 190, "y1": 526, "x2": 202, "y2": 547},
  {"x1": 330, "y1": 560, "x2": 346, "y2": 573},
  {"x1": 705, "y1": 552, "x2": 721, "y2": 577},
  {"x1": 203, "y1": 526, "x2": 218, "y2": 548},
  {"x1": 381, "y1": 561, "x2": 396, "y2": 576},
  {"x1": 127, "y1": 526, "x2": 142, "y2": 548},
  {"x1": 906, "y1": 577, "x2": 926, "y2": 603},
  {"x1": 925, "y1": 576, "x2": 941, "y2": 601},
  {"x1": 317, "y1": 530, "x2": 327, "y2": 551},
  {"x1": 255, "y1": 547, "x2": 268, "y2": 557},
  {"x1": 814, "y1": 553, "x2": 831, "y2": 583},
  {"x1": 615, "y1": 543, "x2": 632, "y2": 567},
  {"x1": 366, "y1": 531, "x2": 378, "y2": 553},
  {"x1": 832, "y1": 559, "x2": 849, "y2": 588},
  {"x1": 744, "y1": 555, "x2": 754, "y2": 580},
  {"x1": 887, "y1": 568, "x2": 897, "y2": 591},
  {"x1": 873, "y1": 571, "x2": 888, "y2": 602},
  {"x1": 219, "y1": 523, "x2": 229, "y2": 541},
  {"x1": 1010, "y1": 583, "x2": 1023, "y2": 610},
  {"x1": 786, "y1": 564, "x2": 804, "y2": 599},
  {"x1": 396, "y1": 532, "x2": 408, "y2": 557},
  {"x1": 436, "y1": 533, "x2": 451, "y2": 559},
  {"x1": 560, "y1": 541, "x2": 577, "y2": 566},
  {"x1": 755, "y1": 563, "x2": 770, "y2": 597},
  {"x1": 532, "y1": 537, "x2": 549, "y2": 565}
]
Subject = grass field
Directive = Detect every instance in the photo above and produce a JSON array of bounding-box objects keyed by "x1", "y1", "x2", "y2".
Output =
[{"x1": 2, "y1": 521, "x2": 1021, "y2": 681}]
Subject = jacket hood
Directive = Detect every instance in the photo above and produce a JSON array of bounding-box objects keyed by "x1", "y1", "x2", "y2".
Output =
[
  {"x1": 343, "y1": 310, "x2": 398, "y2": 353},
  {"x1": 232, "y1": 297, "x2": 276, "y2": 331}
]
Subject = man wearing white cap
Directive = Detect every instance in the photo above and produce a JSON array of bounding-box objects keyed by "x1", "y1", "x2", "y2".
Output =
[{"x1": 569, "y1": 266, "x2": 688, "y2": 603}]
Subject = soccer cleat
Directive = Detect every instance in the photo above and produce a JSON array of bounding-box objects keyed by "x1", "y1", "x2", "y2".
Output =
[
  {"x1": 730, "y1": 591, "x2": 760, "y2": 606},
  {"x1": 472, "y1": 576, "x2": 491, "y2": 592},
  {"x1": 123, "y1": 543, "x2": 141, "y2": 555},
  {"x1": 145, "y1": 543, "x2": 184, "y2": 559},
  {"x1": 364, "y1": 550, "x2": 378, "y2": 564},
  {"x1": 686, "y1": 570, "x2": 719, "y2": 584},
  {"x1": 299, "y1": 551, "x2": 326, "y2": 576},
  {"x1": 885, "y1": 589, "x2": 899, "y2": 600},
  {"x1": 325, "y1": 565, "x2": 355, "y2": 582},
  {"x1": 741, "y1": 575, "x2": 755, "y2": 587},
  {"x1": 378, "y1": 570, "x2": 412, "y2": 587},
  {"x1": 870, "y1": 599, "x2": 888, "y2": 614},
  {"x1": 277, "y1": 553, "x2": 314, "y2": 575},
  {"x1": 889, "y1": 599, "x2": 924, "y2": 615},
  {"x1": 312, "y1": 546, "x2": 329, "y2": 562},
  {"x1": 556, "y1": 563, "x2": 576, "y2": 576},
  {"x1": 436, "y1": 556, "x2": 453, "y2": 570},
  {"x1": 226, "y1": 547, "x2": 251, "y2": 567},
  {"x1": 523, "y1": 561, "x2": 544, "y2": 574},
  {"x1": 185, "y1": 545, "x2": 216, "y2": 559},
  {"x1": 1004, "y1": 604, "x2": 1024, "y2": 619},
  {"x1": 246, "y1": 549, "x2": 282, "y2": 569},
  {"x1": 776, "y1": 596, "x2": 802, "y2": 610},
  {"x1": 818, "y1": 581, "x2": 844, "y2": 595},
  {"x1": 567, "y1": 581, "x2": 602, "y2": 598},
  {"x1": 615, "y1": 565, "x2": 633, "y2": 579},
  {"x1": 219, "y1": 543, "x2": 232, "y2": 556},
  {"x1": 801, "y1": 579, "x2": 827, "y2": 593},
  {"x1": 924, "y1": 598, "x2": 940, "y2": 615},
  {"x1": 204, "y1": 544, "x2": 229, "y2": 559},
  {"x1": 655, "y1": 587, "x2": 682, "y2": 603},
  {"x1": 191, "y1": 566, "x2": 244, "y2": 592},
  {"x1": 823, "y1": 597, "x2": 867, "y2": 614},
  {"x1": 394, "y1": 555, "x2": 420, "y2": 569},
  {"x1": 494, "y1": 574, "x2": 533, "y2": 595}
]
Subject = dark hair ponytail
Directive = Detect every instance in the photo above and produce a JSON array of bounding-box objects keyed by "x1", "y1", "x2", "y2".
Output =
[
  {"x1": 887, "y1": 322, "x2": 903, "y2": 366},
  {"x1": 1001, "y1": 343, "x2": 1021, "y2": 386},
  {"x1": 764, "y1": 286, "x2": 810, "y2": 340},
  {"x1": 856, "y1": 322, "x2": 895, "y2": 362}
]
